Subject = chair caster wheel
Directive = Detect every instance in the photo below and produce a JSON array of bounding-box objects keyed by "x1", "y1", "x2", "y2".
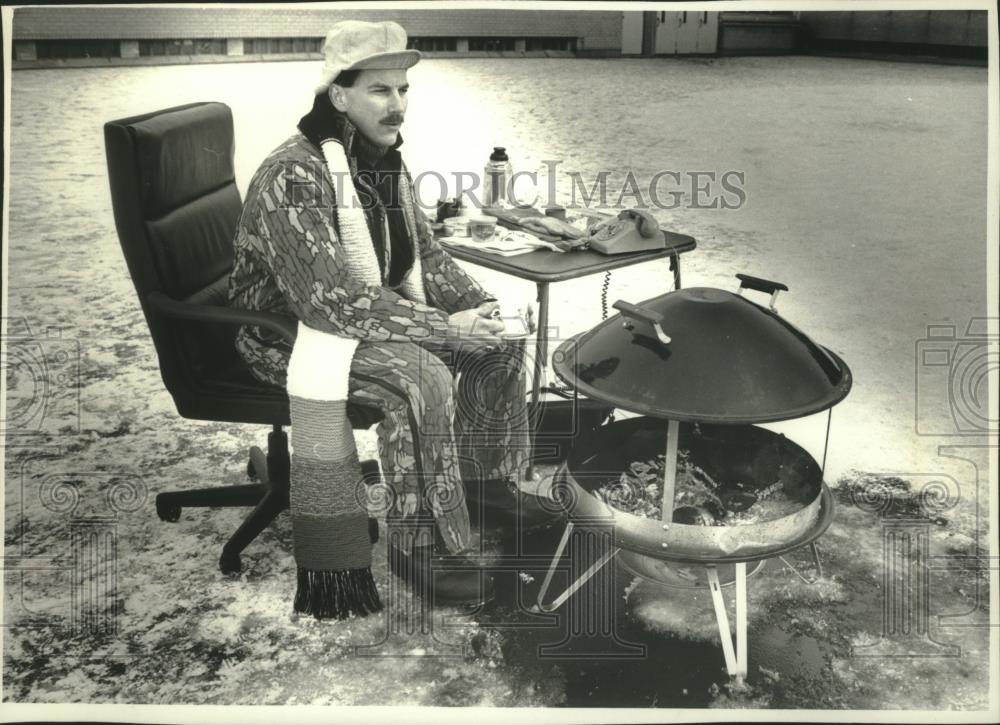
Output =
[
  {"x1": 219, "y1": 550, "x2": 242, "y2": 575},
  {"x1": 156, "y1": 499, "x2": 181, "y2": 522}
]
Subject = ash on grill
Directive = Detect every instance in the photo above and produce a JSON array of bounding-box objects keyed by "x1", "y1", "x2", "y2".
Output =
[{"x1": 595, "y1": 450, "x2": 805, "y2": 526}]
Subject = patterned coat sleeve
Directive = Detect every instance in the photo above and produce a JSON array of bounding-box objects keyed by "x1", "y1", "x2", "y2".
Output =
[
  {"x1": 409, "y1": 185, "x2": 497, "y2": 315},
  {"x1": 249, "y1": 158, "x2": 451, "y2": 343}
]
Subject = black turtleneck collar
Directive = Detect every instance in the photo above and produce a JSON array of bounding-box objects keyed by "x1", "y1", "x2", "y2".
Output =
[{"x1": 297, "y1": 91, "x2": 403, "y2": 170}]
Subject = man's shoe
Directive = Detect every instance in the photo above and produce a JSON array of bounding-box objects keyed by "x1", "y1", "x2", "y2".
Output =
[
  {"x1": 464, "y1": 478, "x2": 563, "y2": 531},
  {"x1": 388, "y1": 543, "x2": 495, "y2": 609}
]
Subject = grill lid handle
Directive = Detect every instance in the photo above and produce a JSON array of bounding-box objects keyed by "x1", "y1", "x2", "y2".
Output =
[
  {"x1": 735, "y1": 273, "x2": 789, "y2": 311},
  {"x1": 613, "y1": 300, "x2": 672, "y2": 345}
]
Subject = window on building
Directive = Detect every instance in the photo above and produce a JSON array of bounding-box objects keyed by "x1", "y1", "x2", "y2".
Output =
[
  {"x1": 468, "y1": 37, "x2": 516, "y2": 51},
  {"x1": 35, "y1": 39, "x2": 117, "y2": 59},
  {"x1": 244, "y1": 37, "x2": 323, "y2": 55},
  {"x1": 194, "y1": 39, "x2": 226, "y2": 55},
  {"x1": 407, "y1": 37, "x2": 457, "y2": 51},
  {"x1": 525, "y1": 37, "x2": 577, "y2": 51},
  {"x1": 137, "y1": 39, "x2": 225, "y2": 56}
]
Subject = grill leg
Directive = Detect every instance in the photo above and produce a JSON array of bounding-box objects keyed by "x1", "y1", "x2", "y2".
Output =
[
  {"x1": 660, "y1": 419, "x2": 680, "y2": 523},
  {"x1": 735, "y1": 562, "x2": 748, "y2": 677},
  {"x1": 777, "y1": 541, "x2": 824, "y2": 584},
  {"x1": 534, "y1": 522, "x2": 620, "y2": 613},
  {"x1": 707, "y1": 564, "x2": 748, "y2": 679}
]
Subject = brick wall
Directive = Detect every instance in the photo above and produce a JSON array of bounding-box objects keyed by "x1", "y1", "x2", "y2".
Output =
[{"x1": 12, "y1": 6, "x2": 622, "y2": 49}]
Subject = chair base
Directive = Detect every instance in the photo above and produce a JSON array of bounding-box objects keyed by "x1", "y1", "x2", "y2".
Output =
[{"x1": 154, "y1": 426, "x2": 380, "y2": 574}]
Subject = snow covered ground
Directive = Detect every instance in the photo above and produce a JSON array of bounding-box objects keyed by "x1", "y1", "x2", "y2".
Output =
[
  {"x1": 6, "y1": 55, "x2": 989, "y2": 477},
  {"x1": 3, "y1": 55, "x2": 993, "y2": 710}
]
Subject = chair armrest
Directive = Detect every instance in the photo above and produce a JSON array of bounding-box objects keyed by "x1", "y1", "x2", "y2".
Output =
[{"x1": 147, "y1": 290, "x2": 298, "y2": 345}]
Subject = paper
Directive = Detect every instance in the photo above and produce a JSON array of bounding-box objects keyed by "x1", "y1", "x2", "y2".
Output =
[{"x1": 440, "y1": 228, "x2": 564, "y2": 256}]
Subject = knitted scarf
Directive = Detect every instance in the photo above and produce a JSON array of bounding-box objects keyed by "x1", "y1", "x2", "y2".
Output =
[{"x1": 288, "y1": 96, "x2": 428, "y2": 619}]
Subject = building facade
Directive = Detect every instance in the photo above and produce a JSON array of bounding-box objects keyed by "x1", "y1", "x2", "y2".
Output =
[
  {"x1": 11, "y1": 7, "x2": 988, "y2": 69},
  {"x1": 11, "y1": 6, "x2": 623, "y2": 67}
]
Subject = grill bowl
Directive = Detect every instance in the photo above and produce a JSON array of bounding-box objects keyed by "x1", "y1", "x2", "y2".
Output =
[{"x1": 552, "y1": 417, "x2": 833, "y2": 563}]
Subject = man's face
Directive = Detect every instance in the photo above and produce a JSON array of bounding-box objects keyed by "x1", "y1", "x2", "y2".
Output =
[{"x1": 330, "y1": 68, "x2": 409, "y2": 148}]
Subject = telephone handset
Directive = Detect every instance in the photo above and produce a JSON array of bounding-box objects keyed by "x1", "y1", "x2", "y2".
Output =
[{"x1": 587, "y1": 209, "x2": 664, "y2": 255}]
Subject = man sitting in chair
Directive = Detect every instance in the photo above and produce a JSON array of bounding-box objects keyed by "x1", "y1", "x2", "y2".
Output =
[{"x1": 229, "y1": 20, "x2": 551, "y2": 609}]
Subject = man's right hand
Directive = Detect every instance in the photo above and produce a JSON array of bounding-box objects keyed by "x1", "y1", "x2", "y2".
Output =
[{"x1": 447, "y1": 308, "x2": 504, "y2": 345}]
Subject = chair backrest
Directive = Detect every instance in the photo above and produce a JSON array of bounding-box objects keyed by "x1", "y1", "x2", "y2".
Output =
[{"x1": 104, "y1": 102, "x2": 245, "y2": 399}]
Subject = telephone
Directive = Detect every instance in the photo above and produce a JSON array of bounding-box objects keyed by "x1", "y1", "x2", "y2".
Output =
[{"x1": 587, "y1": 209, "x2": 664, "y2": 255}]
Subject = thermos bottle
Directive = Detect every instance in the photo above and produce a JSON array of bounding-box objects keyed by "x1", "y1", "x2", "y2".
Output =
[{"x1": 484, "y1": 147, "x2": 512, "y2": 208}]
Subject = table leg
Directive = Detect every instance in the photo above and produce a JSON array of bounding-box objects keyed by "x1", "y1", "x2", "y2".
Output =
[
  {"x1": 526, "y1": 281, "x2": 550, "y2": 481},
  {"x1": 671, "y1": 254, "x2": 682, "y2": 290}
]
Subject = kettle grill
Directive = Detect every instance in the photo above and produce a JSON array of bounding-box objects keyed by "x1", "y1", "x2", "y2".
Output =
[{"x1": 535, "y1": 274, "x2": 852, "y2": 678}]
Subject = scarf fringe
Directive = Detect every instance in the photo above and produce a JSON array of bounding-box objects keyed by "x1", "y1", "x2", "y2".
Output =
[{"x1": 293, "y1": 566, "x2": 383, "y2": 620}]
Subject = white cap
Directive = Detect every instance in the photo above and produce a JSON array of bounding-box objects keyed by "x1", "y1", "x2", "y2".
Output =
[{"x1": 314, "y1": 20, "x2": 421, "y2": 94}]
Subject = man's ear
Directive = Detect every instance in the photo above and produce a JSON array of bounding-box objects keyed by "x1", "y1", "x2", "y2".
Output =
[{"x1": 328, "y1": 84, "x2": 348, "y2": 112}]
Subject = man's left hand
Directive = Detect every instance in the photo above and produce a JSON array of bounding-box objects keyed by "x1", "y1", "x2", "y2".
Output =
[{"x1": 475, "y1": 301, "x2": 501, "y2": 318}]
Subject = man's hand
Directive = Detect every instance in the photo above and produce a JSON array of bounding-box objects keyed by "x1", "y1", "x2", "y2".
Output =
[
  {"x1": 475, "y1": 300, "x2": 501, "y2": 318},
  {"x1": 447, "y1": 307, "x2": 504, "y2": 345}
]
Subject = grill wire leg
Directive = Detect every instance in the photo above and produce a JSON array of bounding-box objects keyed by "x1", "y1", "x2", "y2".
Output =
[
  {"x1": 707, "y1": 564, "x2": 748, "y2": 679},
  {"x1": 777, "y1": 541, "x2": 824, "y2": 585},
  {"x1": 535, "y1": 522, "x2": 620, "y2": 612}
]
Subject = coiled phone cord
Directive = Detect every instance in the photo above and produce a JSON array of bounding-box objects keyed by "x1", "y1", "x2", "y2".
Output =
[{"x1": 601, "y1": 271, "x2": 612, "y2": 320}]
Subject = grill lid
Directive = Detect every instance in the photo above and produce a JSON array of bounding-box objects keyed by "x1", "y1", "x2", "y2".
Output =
[{"x1": 552, "y1": 283, "x2": 852, "y2": 423}]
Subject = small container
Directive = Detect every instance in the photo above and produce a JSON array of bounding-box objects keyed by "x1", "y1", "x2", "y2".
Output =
[
  {"x1": 484, "y1": 147, "x2": 513, "y2": 208},
  {"x1": 443, "y1": 217, "x2": 470, "y2": 237},
  {"x1": 469, "y1": 216, "x2": 497, "y2": 241}
]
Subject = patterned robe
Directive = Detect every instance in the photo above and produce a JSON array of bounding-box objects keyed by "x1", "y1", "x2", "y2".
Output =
[{"x1": 229, "y1": 122, "x2": 529, "y2": 553}]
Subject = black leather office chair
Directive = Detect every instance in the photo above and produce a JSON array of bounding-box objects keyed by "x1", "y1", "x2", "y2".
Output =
[{"x1": 104, "y1": 102, "x2": 382, "y2": 575}]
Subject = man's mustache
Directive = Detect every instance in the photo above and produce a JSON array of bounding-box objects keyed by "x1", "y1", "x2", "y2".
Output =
[{"x1": 380, "y1": 114, "x2": 405, "y2": 125}]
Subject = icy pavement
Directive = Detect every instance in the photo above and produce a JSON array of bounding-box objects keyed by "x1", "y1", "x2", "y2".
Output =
[{"x1": 3, "y1": 55, "x2": 993, "y2": 708}]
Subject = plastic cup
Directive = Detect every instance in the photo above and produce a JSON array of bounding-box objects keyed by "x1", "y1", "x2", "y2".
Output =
[{"x1": 470, "y1": 217, "x2": 497, "y2": 241}]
